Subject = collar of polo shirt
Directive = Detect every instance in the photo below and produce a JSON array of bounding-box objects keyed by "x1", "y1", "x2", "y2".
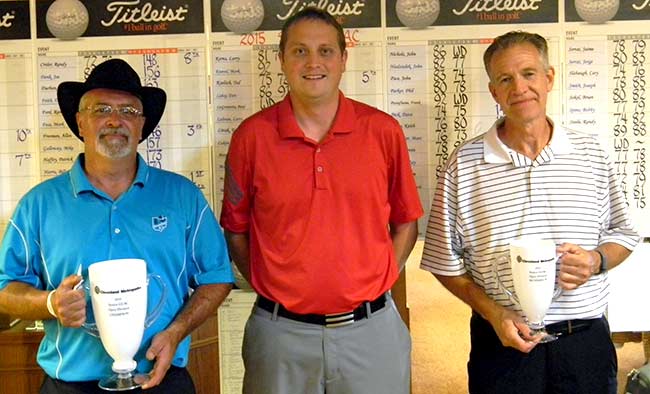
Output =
[{"x1": 484, "y1": 117, "x2": 574, "y2": 164}]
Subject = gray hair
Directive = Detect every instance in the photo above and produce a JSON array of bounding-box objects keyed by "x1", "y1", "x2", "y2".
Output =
[{"x1": 483, "y1": 31, "x2": 550, "y2": 78}]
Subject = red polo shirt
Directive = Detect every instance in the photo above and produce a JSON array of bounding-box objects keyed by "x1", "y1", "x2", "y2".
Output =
[{"x1": 220, "y1": 92, "x2": 423, "y2": 314}]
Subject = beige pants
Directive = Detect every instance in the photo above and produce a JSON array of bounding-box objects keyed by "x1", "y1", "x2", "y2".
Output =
[{"x1": 242, "y1": 296, "x2": 411, "y2": 394}]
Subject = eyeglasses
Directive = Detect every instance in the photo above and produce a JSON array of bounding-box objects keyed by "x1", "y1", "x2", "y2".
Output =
[{"x1": 80, "y1": 104, "x2": 144, "y2": 120}]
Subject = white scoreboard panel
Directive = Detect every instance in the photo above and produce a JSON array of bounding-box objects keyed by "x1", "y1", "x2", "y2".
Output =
[
  {"x1": 1, "y1": 0, "x2": 649, "y2": 240},
  {"x1": 0, "y1": 38, "x2": 37, "y2": 240}
]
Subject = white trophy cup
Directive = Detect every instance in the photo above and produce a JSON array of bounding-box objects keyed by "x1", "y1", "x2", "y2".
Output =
[
  {"x1": 84, "y1": 259, "x2": 166, "y2": 391},
  {"x1": 494, "y1": 237, "x2": 562, "y2": 342}
]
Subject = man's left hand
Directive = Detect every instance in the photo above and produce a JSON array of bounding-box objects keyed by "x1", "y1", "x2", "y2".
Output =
[
  {"x1": 557, "y1": 242, "x2": 598, "y2": 290},
  {"x1": 142, "y1": 329, "x2": 183, "y2": 389}
]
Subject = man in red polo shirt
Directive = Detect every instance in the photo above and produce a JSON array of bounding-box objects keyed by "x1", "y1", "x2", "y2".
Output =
[{"x1": 220, "y1": 7, "x2": 422, "y2": 394}]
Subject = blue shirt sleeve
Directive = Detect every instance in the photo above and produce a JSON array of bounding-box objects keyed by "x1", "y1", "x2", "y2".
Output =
[
  {"x1": 185, "y1": 186, "x2": 234, "y2": 287},
  {"x1": 0, "y1": 195, "x2": 45, "y2": 291}
]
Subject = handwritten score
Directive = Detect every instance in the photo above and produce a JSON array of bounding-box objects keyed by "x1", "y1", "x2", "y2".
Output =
[
  {"x1": 565, "y1": 32, "x2": 649, "y2": 235},
  {"x1": 3, "y1": 1, "x2": 649, "y2": 239},
  {"x1": 0, "y1": 42, "x2": 37, "y2": 240},
  {"x1": 384, "y1": 28, "x2": 561, "y2": 228},
  {"x1": 34, "y1": 36, "x2": 212, "y2": 205}
]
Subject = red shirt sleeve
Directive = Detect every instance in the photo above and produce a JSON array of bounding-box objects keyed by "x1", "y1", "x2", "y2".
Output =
[
  {"x1": 386, "y1": 117, "x2": 424, "y2": 225},
  {"x1": 220, "y1": 124, "x2": 253, "y2": 233}
]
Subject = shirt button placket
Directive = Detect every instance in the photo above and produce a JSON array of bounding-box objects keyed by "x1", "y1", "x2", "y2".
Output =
[
  {"x1": 111, "y1": 203, "x2": 121, "y2": 237},
  {"x1": 314, "y1": 146, "x2": 326, "y2": 189}
]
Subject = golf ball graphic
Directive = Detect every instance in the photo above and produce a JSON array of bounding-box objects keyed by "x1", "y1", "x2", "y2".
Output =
[
  {"x1": 46, "y1": 0, "x2": 89, "y2": 40},
  {"x1": 221, "y1": 0, "x2": 264, "y2": 34},
  {"x1": 574, "y1": 0, "x2": 619, "y2": 24},
  {"x1": 396, "y1": 0, "x2": 440, "y2": 29}
]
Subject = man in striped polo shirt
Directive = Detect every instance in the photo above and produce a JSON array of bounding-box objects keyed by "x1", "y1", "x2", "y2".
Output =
[{"x1": 421, "y1": 31, "x2": 639, "y2": 393}]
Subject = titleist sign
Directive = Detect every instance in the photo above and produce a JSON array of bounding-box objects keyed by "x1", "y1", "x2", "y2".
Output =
[
  {"x1": 277, "y1": 0, "x2": 365, "y2": 20},
  {"x1": 565, "y1": 0, "x2": 650, "y2": 21},
  {"x1": 384, "y1": 0, "x2": 556, "y2": 26},
  {"x1": 0, "y1": 1, "x2": 29, "y2": 39},
  {"x1": 35, "y1": 0, "x2": 203, "y2": 37},
  {"x1": 0, "y1": 12, "x2": 14, "y2": 28},
  {"x1": 101, "y1": 0, "x2": 188, "y2": 26},
  {"x1": 453, "y1": 0, "x2": 542, "y2": 15},
  {"x1": 211, "y1": 0, "x2": 380, "y2": 31}
]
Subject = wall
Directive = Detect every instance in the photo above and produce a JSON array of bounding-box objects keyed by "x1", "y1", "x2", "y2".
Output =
[{"x1": 1, "y1": 0, "x2": 649, "y2": 240}]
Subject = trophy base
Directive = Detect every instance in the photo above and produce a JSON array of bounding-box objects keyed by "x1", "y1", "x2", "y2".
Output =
[
  {"x1": 530, "y1": 328, "x2": 558, "y2": 343},
  {"x1": 98, "y1": 372, "x2": 149, "y2": 391}
]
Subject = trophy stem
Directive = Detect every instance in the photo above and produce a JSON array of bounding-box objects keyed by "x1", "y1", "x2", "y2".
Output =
[{"x1": 527, "y1": 320, "x2": 558, "y2": 343}]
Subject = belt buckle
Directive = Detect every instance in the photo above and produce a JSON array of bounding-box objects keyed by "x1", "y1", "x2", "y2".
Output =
[{"x1": 325, "y1": 312, "x2": 354, "y2": 328}]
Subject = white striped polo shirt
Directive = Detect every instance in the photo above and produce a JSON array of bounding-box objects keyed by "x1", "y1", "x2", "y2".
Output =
[{"x1": 420, "y1": 117, "x2": 639, "y2": 323}]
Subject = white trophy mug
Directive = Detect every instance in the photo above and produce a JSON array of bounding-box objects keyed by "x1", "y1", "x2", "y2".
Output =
[
  {"x1": 494, "y1": 237, "x2": 562, "y2": 342},
  {"x1": 83, "y1": 258, "x2": 166, "y2": 391}
]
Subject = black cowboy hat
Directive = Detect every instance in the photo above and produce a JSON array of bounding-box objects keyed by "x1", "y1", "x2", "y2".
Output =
[{"x1": 57, "y1": 58, "x2": 166, "y2": 142}]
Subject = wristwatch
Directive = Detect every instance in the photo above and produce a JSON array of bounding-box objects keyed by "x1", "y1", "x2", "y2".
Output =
[{"x1": 595, "y1": 249, "x2": 607, "y2": 274}]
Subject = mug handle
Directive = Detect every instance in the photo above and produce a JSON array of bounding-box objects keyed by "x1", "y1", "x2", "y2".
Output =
[
  {"x1": 551, "y1": 253, "x2": 563, "y2": 301},
  {"x1": 493, "y1": 252, "x2": 564, "y2": 311},
  {"x1": 144, "y1": 274, "x2": 167, "y2": 329},
  {"x1": 493, "y1": 253, "x2": 520, "y2": 307},
  {"x1": 81, "y1": 281, "x2": 99, "y2": 337}
]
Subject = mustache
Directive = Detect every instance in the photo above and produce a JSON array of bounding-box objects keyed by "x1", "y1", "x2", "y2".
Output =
[{"x1": 98, "y1": 127, "x2": 130, "y2": 138}]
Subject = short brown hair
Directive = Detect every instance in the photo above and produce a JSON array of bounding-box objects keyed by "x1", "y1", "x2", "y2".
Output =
[
  {"x1": 483, "y1": 31, "x2": 550, "y2": 78},
  {"x1": 279, "y1": 7, "x2": 346, "y2": 57}
]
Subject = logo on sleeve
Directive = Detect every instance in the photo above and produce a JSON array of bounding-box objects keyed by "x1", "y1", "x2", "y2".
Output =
[{"x1": 152, "y1": 216, "x2": 168, "y2": 232}]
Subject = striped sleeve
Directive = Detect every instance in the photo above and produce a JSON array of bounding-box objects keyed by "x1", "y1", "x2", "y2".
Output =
[
  {"x1": 421, "y1": 142, "x2": 475, "y2": 276},
  {"x1": 598, "y1": 141, "x2": 640, "y2": 250}
]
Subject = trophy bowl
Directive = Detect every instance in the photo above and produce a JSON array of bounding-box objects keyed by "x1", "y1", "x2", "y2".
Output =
[
  {"x1": 494, "y1": 237, "x2": 562, "y2": 342},
  {"x1": 85, "y1": 258, "x2": 166, "y2": 391}
]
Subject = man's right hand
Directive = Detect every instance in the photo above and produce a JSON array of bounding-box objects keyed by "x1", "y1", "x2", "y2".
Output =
[
  {"x1": 489, "y1": 307, "x2": 541, "y2": 353},
  {"x1": 434, "y1": 273, "x2": 542, "y2": 353},
  {"x1": 51, "y1": 275, "x2": 86, "y2": 327}
]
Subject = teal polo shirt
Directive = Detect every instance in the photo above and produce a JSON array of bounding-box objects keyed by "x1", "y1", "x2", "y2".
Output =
[{"x1": 0, "y1": 154, "x2": 233, "y2": 381}]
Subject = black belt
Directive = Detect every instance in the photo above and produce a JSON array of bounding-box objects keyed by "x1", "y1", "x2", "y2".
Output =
[
  {"x1": 256, "y1": 293, "x2": 387, "y2": 328},
  {"x1": 545, "y1": 318, "x2": 599, "y2": 336}
]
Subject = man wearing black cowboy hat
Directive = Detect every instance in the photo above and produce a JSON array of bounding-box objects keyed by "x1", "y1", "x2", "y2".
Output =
[{"x1": 0, "y1": 59, "x2": 233, "y2": 393}]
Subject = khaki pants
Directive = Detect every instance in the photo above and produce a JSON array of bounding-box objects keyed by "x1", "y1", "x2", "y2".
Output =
[{"x1": 242, "y1": 296, "x2": 411, "y2": 394}]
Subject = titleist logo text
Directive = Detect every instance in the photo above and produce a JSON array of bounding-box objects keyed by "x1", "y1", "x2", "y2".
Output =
[
  {"x1": 453, "y1": 0, "x2": 542, "y2": 15},
  {"x1": 0, "y1": 12, "x2": 15, "y2": 28},
  {"x1": 633, "y1": 0, "x2": 650, "y2": 10},
  {"x1": 277, "y1": 0, "x2": 365, "y2": 20},
  {"x1": 101, "y1": 0, "x2": 188, "y2": 27}
]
